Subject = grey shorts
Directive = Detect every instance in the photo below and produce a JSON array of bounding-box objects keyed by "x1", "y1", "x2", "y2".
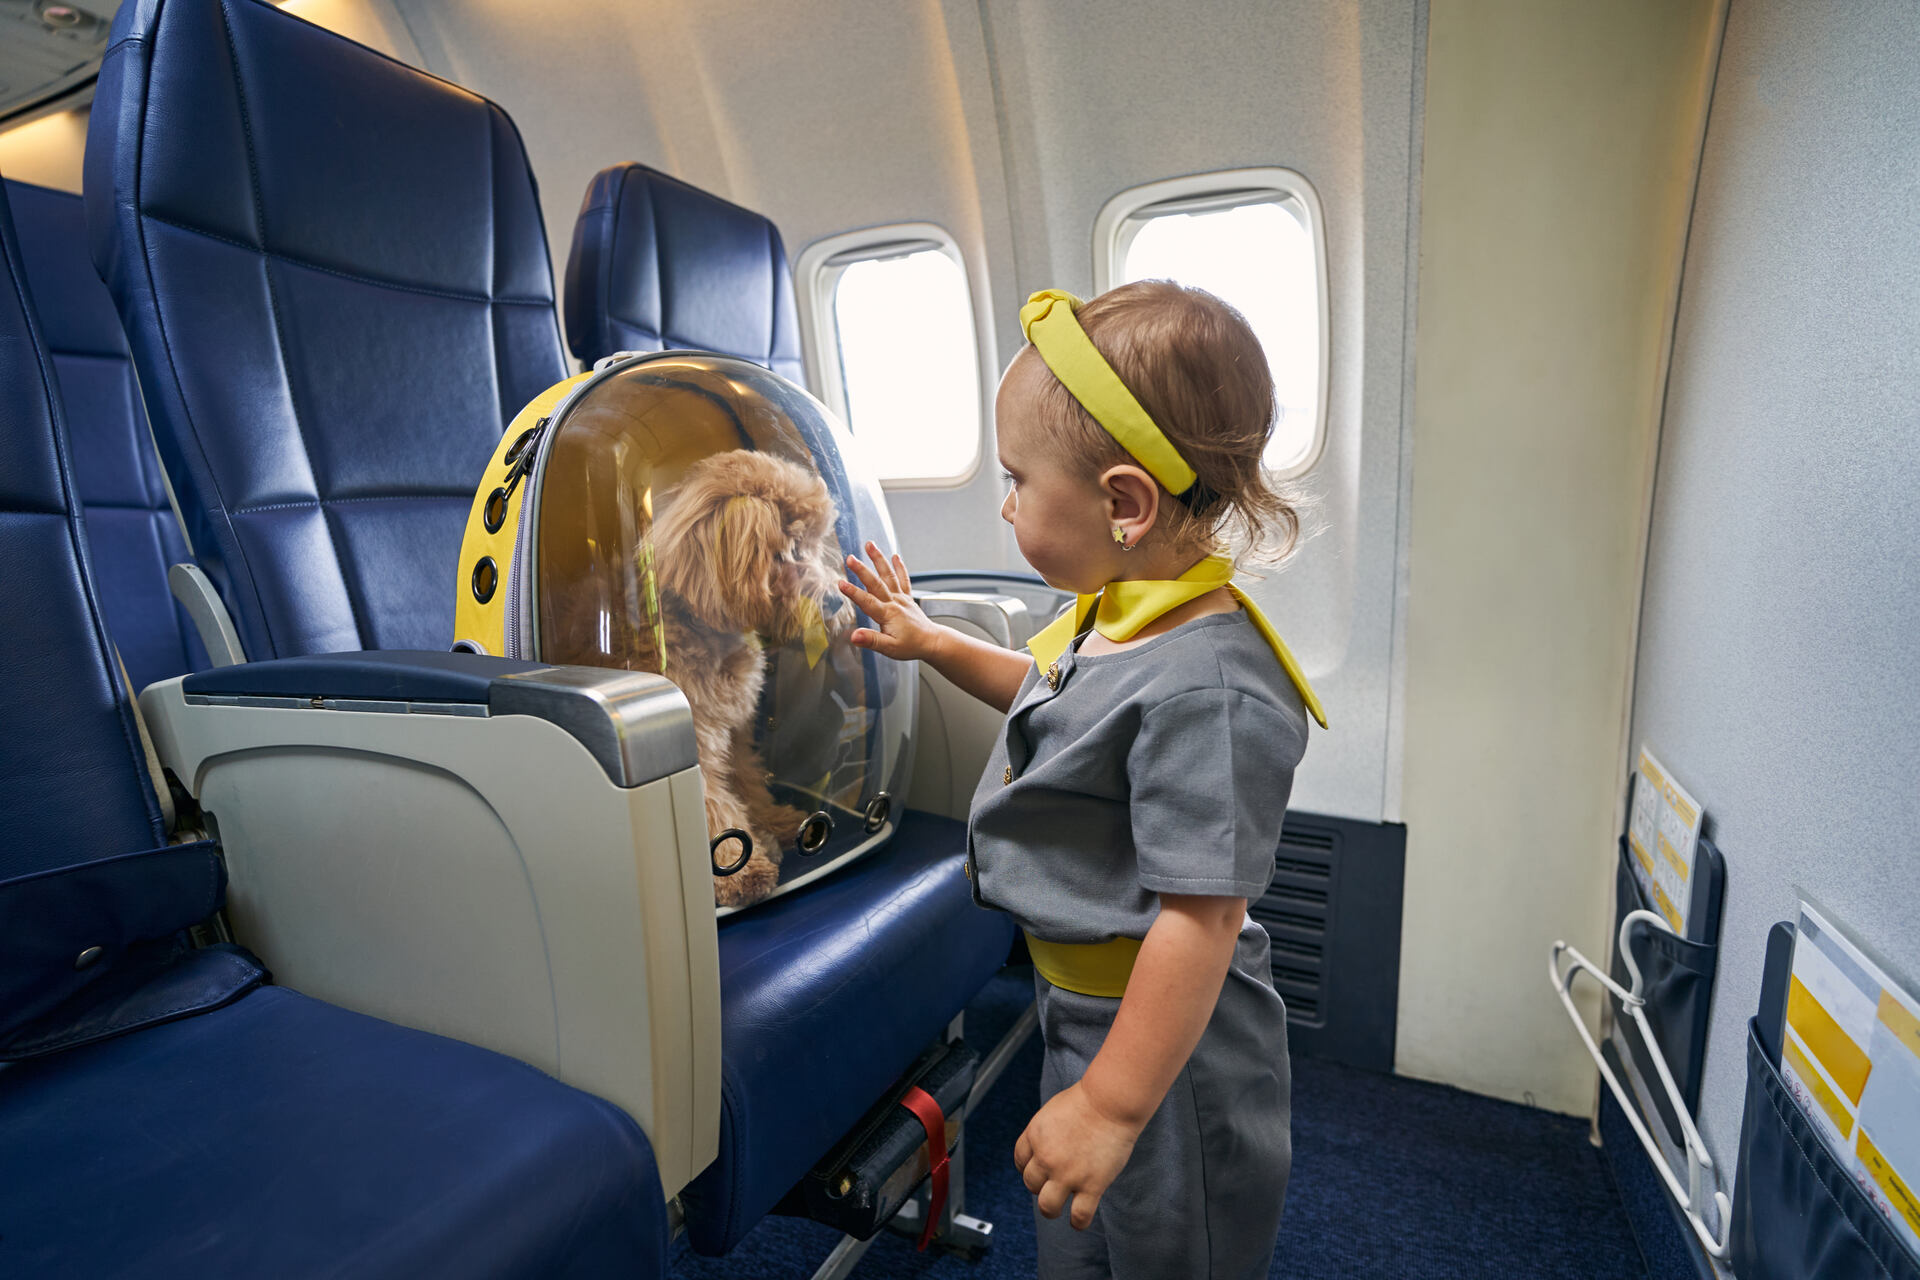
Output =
[{"x1": 1029, "y1": 962, "x2": 1292, "y2": 1280}]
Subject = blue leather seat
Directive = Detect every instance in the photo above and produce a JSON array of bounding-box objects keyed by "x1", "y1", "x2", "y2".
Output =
[
  {"x1": 0, "y1": 181, "x2": 669, "y2": 1279},
  {"x1": 564, "y1": 162, "x2": 805, "y2": 381},
  {"x1": 688, "y1": 810, "x2": 1013, "y2": 1254},
  {"x1": 565, "y1": 166, "x2": 1020, "y2": 1252},
  {"x1": 85, "y1": 1, "x2": 1014, "y2": 1256},
  {"x1": 6, "y1": 179, "x2": 207, "y2": 693},
  {"x1": 85, "y1": 0, "x2": 568, "y2": 661}
]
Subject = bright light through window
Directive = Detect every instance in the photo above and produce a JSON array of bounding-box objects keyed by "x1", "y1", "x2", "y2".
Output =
[
  {"x1": 1120, "y1": 201, "x2": 1319, "y2": 472},
  {"x1": 832, "y1": 248, "x2": 981, "y2": 483}
]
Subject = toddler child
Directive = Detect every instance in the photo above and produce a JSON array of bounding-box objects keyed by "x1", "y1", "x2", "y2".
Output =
[{"x1": 839, "y1": 281, "x2": 1326, "y2": 1280}]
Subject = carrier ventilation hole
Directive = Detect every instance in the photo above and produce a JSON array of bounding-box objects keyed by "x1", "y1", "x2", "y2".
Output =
[
  {"x1": 863, "y1": 792, "x2": 891, "y2": 833},
  {"x1": 798, "y1": 812, "x2": 833, "y2": 855},
  {"x1": 711, "y1": 829, "x2": 752, "y2": 876},
  {"x1": 504, "y1": 426, "x2": 540, "y2": 466},
  {"x1": 471, "y1": 557, "x2": 497, "y2": 604},
  {"x1": 483, "y1": 487, "x2": 509, "y2": 533}
]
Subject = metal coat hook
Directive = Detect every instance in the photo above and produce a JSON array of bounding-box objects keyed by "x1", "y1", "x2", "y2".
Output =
[{"x1": 1550, "y1": 909, "x2": 1731, "y2": 1259}]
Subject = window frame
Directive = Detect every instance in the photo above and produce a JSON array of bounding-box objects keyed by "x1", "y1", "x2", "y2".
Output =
[
  {"x1": 794, "y1": 222, "x2": 993, "y2": 489},
  {"x1": 1092, "y1": 168, "x2": 1330, "y2": 478}
]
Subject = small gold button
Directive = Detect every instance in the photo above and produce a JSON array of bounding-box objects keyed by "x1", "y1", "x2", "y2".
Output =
[
  {"x1": 1045, "y1": 663, "x2": 1061, "y2": 691},
  {"x1": 964, "y1": 858, "x2": 973, "y2": 880},
  {"x1": 1003, "y1": 766, "x2": 1013, "y2": 784}
]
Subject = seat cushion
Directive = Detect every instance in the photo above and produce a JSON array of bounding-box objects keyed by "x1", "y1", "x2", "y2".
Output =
[
  {"x1": 6, "y1": 179, "x2": 207, "y2": 693},
  {"x1": 564, "y1": 162, "x2": 805, "y2": 381},
  {"x1": 0, "y1": 985, "x2": 668, "y2": 1278},
  {"x1": 680, "y1": 808, "x2": 1015, "y2": 1255}
]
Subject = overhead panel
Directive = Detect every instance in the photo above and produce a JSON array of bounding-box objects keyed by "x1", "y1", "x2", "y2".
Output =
[{"x1": 0, "y1": 2, "x2": 113, "y2": 124}]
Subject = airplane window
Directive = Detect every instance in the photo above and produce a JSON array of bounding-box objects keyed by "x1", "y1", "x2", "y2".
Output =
[
  {"x1": 833, "y1": 249, "x2": 981, "y2": 483},
  {"x1": 797, "y1": 225, "x2": 986, "y2": 487},
  {"x1": 1097, "y1": 171, "x2": 1328, "y2": 475}
]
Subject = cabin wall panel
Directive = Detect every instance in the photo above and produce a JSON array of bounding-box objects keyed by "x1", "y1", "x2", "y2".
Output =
[
  {"x1": 1401, "y1": 0, "x2": 1719, "y2": 1114},
  {"x1": 976, "y1": 0, "x2": 1421, "y2": 824},
  {"x1": 1630, "y1": 0, "x2": 1920, "y2": 1180}
]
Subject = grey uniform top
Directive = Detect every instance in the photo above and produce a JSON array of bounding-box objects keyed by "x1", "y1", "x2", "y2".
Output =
[{"x1": 966, "y1": 607, "x2": 1309, "y2": 967}]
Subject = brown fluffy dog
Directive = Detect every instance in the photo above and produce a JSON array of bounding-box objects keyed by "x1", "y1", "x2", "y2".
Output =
[{"x1": 648, "y1": 449, "x2": 847, "y2": 906}]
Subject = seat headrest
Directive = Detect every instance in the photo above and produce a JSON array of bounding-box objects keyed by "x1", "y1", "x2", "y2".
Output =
[
  {"x1": 564, "y1": 163, "x2": 804, "y2": 382},
  {"x1": 0, "y1": 183, "x2": 168, "y2": 875},
  {"x1": 6, "y1": 182, "x2": 125, "y2": 359}
]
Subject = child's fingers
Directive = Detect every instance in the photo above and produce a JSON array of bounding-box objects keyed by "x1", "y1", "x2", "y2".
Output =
[
  {"x1": 1035, "y1": 1179, "x2": 1070, "y2": 1221},
  {"x1": 843, "y1": 554, "x2": 891, "y2": 600},
  {"x1": 838, "y1": 579, "x2": 883, "y2": 617},
  {"x1": 865, "y1": 541, "x2": 900, "y2": 593},
  {"x1": 1013, "y1": 1129, "x2": 1033, "y2": 1174},
  {"x1": 891, "y1": 552, "x2": 913, "y2": 595},
  {"x1": 1069, "y1": 1189, "x2": 1102, "y2": 1231}
]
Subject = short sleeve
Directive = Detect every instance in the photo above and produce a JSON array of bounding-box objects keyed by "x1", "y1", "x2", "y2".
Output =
[{"x1": 1127, "y1": 688, "x2": 1305, "y2": 899}]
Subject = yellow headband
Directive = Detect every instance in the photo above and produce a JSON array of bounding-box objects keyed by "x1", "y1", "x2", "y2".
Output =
[{"x1": 1018, "y1": 289, "x2": 1198, "y2": 496}]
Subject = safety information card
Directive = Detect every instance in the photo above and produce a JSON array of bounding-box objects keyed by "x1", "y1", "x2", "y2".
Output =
[
  {"x1": 1783, "y1": 903, "x2": 1920, "y2": 1259},
  {"x1": 1627, "y1": 747, "x2": 1702, "y2": 935}
]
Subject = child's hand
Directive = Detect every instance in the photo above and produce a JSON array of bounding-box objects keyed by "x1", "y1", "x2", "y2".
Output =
[
  {"x1": 839, "y1": 541, "x2": 944, "y2": 662},
  {"x1": 1014, "y1": 1081, "x2": 1143, "y2": 1231}
]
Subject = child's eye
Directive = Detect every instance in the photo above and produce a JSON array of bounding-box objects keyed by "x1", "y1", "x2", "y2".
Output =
[{"x1": 1000, "y1": 470, "x2": 1017, "y2": 487}]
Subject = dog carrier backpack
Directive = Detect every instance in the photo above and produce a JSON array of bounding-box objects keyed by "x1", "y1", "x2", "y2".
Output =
[{"x1": 454, "y1": 351, "x2": 915, "y2": 912}]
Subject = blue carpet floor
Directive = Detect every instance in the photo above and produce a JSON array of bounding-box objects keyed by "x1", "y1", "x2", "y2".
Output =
[{"x1": 670, "y1": 969, "x2": 1651, "y2": 1278}]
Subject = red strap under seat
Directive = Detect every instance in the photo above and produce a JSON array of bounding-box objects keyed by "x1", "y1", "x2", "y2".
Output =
[{"x1": 898, "y1": 1085, "x2": 949, "y2": 1252}]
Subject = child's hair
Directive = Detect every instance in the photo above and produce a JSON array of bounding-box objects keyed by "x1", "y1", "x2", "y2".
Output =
[{"x1": 1031, "y1": 279, "x2": 1307, "y2": 564}]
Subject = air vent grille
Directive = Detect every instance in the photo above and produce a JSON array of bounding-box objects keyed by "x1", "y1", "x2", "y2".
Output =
[{"x1": 1258, "y1": 820, "x2": 1340, "y2": 1028}]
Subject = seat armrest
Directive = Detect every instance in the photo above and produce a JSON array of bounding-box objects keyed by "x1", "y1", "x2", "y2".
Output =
[
  {"x1": 140, "y1": 660, "x2": 720, "y2": 1196},
  {"x1": 917, "y1": 591, "x2": 1032, "y2": 649},
  {"x1": 179, "y1": 650, "x2": 695, "y2": 787},
  {"x1": 907, "y1": 593, "x2": 1037, "y2": 819},
  {"x1": 913, "y1": 571, "x2": 1073, "y2": 642}
]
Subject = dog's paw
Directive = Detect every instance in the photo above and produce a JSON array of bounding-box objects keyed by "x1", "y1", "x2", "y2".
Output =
[{"x1": 713, "y1": 853, "x2": 781, "y2": 908}]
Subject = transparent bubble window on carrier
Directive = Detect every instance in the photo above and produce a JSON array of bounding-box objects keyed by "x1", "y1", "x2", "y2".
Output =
[{"x1": 455, "y1": 352, "x2": 914, "y2": 912}]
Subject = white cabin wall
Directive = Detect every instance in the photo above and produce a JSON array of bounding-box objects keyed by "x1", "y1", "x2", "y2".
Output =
[
  {"x1": 974, "y1": 0, "x2": 1423, "y2": 826},
  {"x1": 0, "y1": 108, "x2": 89, "y2": 193},
  {"x1": 1629, "y1": 0, "x2": 1920, "y2": 1177},
  {"x1": 1398, "y1": 0, "x2": 1719, "y2": 1114}
]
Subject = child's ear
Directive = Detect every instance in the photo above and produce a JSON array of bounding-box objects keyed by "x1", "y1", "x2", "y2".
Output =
[{"x1": 1101, "y1": 464, "x2": 1161, "y2": 529}]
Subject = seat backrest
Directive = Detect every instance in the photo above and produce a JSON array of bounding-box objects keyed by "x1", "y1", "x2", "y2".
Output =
[
  {"x1": 85, "y1": 0, "x2": 568, "y2": 659},
  {"x1": 6, "y1": 179, "x2": 208, "y2": 693},
  {"x1": 564, "y1": 163, "x2": 804, "y2": 382},
  {"x1": 0, "y1": 182, "x2": 167, "y2": 879}
]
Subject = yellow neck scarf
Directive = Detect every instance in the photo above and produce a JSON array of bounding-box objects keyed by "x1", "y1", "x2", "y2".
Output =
[{"x1": 1025, "y1": 554, "x2": 1328, "y2": 729}]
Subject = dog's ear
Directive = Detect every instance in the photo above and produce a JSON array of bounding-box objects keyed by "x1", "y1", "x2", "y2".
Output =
[{"x1": 711, "y1": 494, "x2": 781, "y2": 625}]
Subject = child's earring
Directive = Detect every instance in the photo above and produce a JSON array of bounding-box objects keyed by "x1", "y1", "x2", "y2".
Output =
[{"x1": 1112, "y1": 525, "x2": 1134, "y2": 551}]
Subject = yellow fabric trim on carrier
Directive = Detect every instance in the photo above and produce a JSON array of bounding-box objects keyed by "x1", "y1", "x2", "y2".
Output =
[
  {"x1": 1025, "y1": 553, "x2": 1329, "y2": 729},
  {"x1": 454, "y1": 373, "x2": 592, "y2": 656},
  {"x1": 1025, "y1": 931, "x2": 1143, "y2": 999},
  {"x1": 1018, "y1": 289, "x2": 1198, "y2": 498}
]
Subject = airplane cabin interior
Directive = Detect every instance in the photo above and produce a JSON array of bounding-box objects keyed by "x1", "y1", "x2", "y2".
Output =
[{"x1": 1, "y1": 1, "x2": 1916, "y2": 1278}]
